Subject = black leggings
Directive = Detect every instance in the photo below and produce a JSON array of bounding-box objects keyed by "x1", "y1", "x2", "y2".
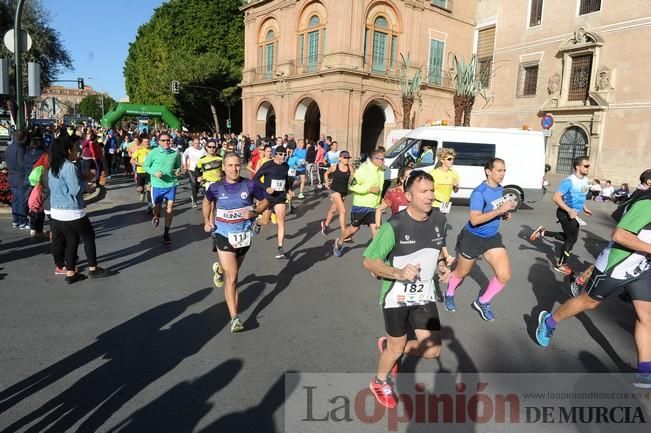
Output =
[
  {"x1": 545, "y1": 208, "x2": 580, "y2": 262},
  {"x1": 188, "y1": 171, "x2": 200, "y2": 203},
  {"x1": 53, "y1": 216, "x2": 97, "y2": 269},
  {"x1": 49, "y1": 216, "x2": 66, "y2": 268}
]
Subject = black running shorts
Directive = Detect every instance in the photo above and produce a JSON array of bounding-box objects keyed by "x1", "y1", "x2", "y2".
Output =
[
  {"x1": 585, "y1": 268, "x2": 651, "y2": 302},
  {"x1": 213, "y1": 233, "x2": 250, "y2": 258},
  {"x1": 456, "y1": 227, "x2": 505, "y2": 260},
  {"x1": 383, "y1": 302, "x2": 441, "y2": 337},
  {"x1": 136, "y1": 173, "x2": 149, "y2": 189},
  {"x1": 351, "y1": 210, "x2": 374, "y2": 227}
]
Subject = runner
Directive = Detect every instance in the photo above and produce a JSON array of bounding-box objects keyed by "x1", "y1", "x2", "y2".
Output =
[
  {"x1": 363, "y1": 170, "x2": 452, "y2": 408},
  {"x1": 130, "y1": 135, "x2": 152, "y2": 206},
  {"x1": 253, "y1": 147, "x2": 293, "y2": 259},
  {"x1": 202, "y1": 152, "x2": 269, "y2": 333},
  {"x1": 320, "y1": 150, "x2": 354, "y2": 237},
  {"x1": 195, "y1": 139, "x2": 223, "y2": 189},
  {"x1": 429, "y1": 147, "x2": 460, "y2": 215},
  {"x1": 333, "y1": 148, "x2": 385, "y2": 257},
  {"x1": 182, "y1": 137, "x2": 206, "y2": 208},
  {"x1": 535, "y1": 188, "x2": 651, "y2": 388},
  {"x1": 288, "y1": 139, "x2": 308, "y2": 199},
  {"x1": 529, "y1": 156, "x2": 592, "y2": 275},
  {"x1": 247, "y1": 144, "x2": 272, "y2": 176},
  {"x1": 143, "y1": 132, "x2": 181, "y2": 244},
  {"x1": 443, "y1": 158, "x2": 517, "y2": 320}
]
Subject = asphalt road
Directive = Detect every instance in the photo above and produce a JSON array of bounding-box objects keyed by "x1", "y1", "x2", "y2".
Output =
[{"x1": 0, "y1": 173, "x2": 640, "y2": 432}]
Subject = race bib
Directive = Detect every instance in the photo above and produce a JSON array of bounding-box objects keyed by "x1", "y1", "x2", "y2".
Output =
[
  {"x1": 399, "y1": 280, "x2": 434, "y2": 304},
  {"x1": 108, "y1": 148, "x2": 116, "y2": 154},
  {"x1": 228, "y1": 231, "x2": 252, "y2": 248},
  {"x1": 575, "y1": 216, "x2": 587, "y2": 226},
  {"x1": 288, "y1": 168, "x2": 297, "y2": 177},
  {"x1": 271, "y1": 179, "x2": 286, "y2": 192},
  {"x1": 398, "y1": 205, "x2": 408, "y2": 212},
  {"x1": 298, "y1": 159, "x2": 306, "y2": 167},
  {"x1": 215, "y1": 206, "x2": 252, "y2": 222},
  {"x1": 440, "y1": 202, "x2": 452, "y2": 214}
]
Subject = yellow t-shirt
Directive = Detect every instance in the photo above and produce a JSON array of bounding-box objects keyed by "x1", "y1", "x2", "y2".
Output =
[
  {"x1": 430, "y1": 167, "x2": 460, "y2": 207},
  {"x1": 132, "y1": 147, "x2": 151, "y2": 174}
]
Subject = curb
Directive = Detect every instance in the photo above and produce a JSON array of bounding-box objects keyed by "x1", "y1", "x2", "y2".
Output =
[{"x1": 0, "y1": 184, "x2": 103, "y2": 216}]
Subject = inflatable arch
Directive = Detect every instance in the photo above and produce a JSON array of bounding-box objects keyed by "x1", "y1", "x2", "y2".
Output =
[{"x1": 100, "y1": 103, "x2": 182, "y2": 130}]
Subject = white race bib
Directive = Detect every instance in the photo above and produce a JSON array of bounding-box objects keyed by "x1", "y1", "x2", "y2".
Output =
[
  {"x1": 288, "y1": 168, "x2": 297, "y2": 177},
  {"x1": 399, "y1": 280, "x2": 434, "y2": 304},
  {"x1": 271, "y1": 179, "x2": 286, "y2": 192},
  {"x1": 440, "y1": 202, "x2": 452, "y2": 214},
  {"x1": 215, "y1": 206, "x2": 252, "y2": 222},
  {"x1": 228, "y1": 231, "x2": 252, "y2": 248}
]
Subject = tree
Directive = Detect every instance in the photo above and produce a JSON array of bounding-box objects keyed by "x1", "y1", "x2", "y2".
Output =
[
  {"x1": 124, "y1": 0, "x2": 244, "y2": 132},
  {"x1": 395, "y1": 53, "x2": 422, "y2": 129},
  {"x1": 448, "y1": 54, "x2": 489, "y2": 127},
  {"x1": 0, "y1": 0, "x2": 73, "y2": 117},
  {"x1": 78, "y1": 94, "x2": 117, "y2": 120}
]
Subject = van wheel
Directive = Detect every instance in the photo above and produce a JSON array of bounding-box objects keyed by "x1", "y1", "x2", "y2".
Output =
[{"x1": 503, "y1": 188, "x2": 522, "y2": 211}]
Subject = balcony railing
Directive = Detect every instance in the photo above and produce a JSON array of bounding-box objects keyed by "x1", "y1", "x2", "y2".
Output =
[
  {"x1": 290, "y1": 57, "x2": 322, "y2": 75},
  {"x1": 254, "y1": 65, "x2": 276, "y2": 81}
]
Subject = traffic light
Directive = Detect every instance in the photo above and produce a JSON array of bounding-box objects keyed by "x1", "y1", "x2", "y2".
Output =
[
  {"x1": 226, "y1": 119, "x2": 231, "y2": 129},
  {"x1": 77, "y1": 78, "x2": 84, "y2": 90},
  {"x1": 172, "y1": 80, "x2": 180, "y2": 94}
]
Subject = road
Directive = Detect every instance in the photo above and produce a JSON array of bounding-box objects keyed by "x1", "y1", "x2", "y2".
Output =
[{"x1": 0, "y1": 173, "x2": 639, "y2": 432}]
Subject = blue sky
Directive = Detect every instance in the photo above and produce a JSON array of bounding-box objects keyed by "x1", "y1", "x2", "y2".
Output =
[{"x1": 41, "y1": 0, "x2": 166, "y2": 100}]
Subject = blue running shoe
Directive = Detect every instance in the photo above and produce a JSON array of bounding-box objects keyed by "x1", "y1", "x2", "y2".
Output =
[
  {"x1": 472, "y1": 299, "x2": 495, "y2": 321},
  {"x1": 333, "y1": 239, "x2": 343, "y2": 257},
  {"x1": 633, "y1": 373, "x2": 651, "y2": 389},
  {"x1": 444, "y1": 295, "x2": 456, "y2": 312},
  {"x1": 536, "y1": 311, "x2": 555, "y2": 347}
]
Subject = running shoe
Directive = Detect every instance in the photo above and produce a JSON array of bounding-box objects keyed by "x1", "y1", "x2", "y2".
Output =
[
  {"x1": 212, "y1": 262, "x2": 224, "y2": 288},
  {"x1": 152, "y1": 216, "x2": 160, "y2": 228},
  {"x1": 298, "y1": 192, "x2": 305, "y2": 199},
  {"x1": 163, "y1": 233, "x2": 171, "y2": 244},
  {"x1": 65, "y1": 273, "x2": 87, "y2": 284},
  {"x1": 253, "y1": 218, "x2": 261, "y2": 235},
  {"x1": 55, "y1": 266, "x2": 79, "y2": 275},
  {"x1": 271, "y1": 213, "x2": 277, "y2": 224},
  {"x1": 19, "y1": 223, "x2": 30, "y2": 230},
  {"x1": 369, "y1": 377, "x2": 398, "y2": 409},
  {"x1": 89, "y1": 267, "x2": 112, "y2": 279},
  {"x1": 320, "y1": 220, "x2": 328, "y2": 236},
  {"x1": 529, "y1": 225, "x2": 545, "y2": 241},
  {"x1": 535, "y1": 310, "x2": 555, "y2": 347},
  {"x1": 377, "y1": 337, "x2": 399, "y2": 378},
  {"x1": 472, "y1": 299, "x2": 495, "y2": 321},
  {"x1": 443, "y1": 295, "x2": 457, "y2": 312},
  {"x1": 230, "y1": 317, "x2": 244, "y2": 333},
  {"x1": 633, "y1": 373, "x2": 651, "y2": 389},
  {"x1": 553, "y1": 263, "x2": 573, "y2": 276},
  {"x1": 12, "y1": 222, "x2": 19, "y2": 228},
  {"x1": 139, "y1": 192, "x2": 145, "y2": 202},
  {"x1": 275, "y1": 247, "x2": 287, "y2": 259},
  {"x1": 333, "y1": 239, "x2": 343, "y2": 257}
]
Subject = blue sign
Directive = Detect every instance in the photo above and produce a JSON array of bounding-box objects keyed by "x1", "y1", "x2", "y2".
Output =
[{"x1": 541, "y1": 114, "x2": 554, "y2": 130}]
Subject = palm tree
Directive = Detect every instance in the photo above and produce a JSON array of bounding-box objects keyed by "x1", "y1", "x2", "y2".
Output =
[
  {"x1": 396, "y1": 53, "x2": 422, "y2": 129},
  {"x1": 449, "y1": 54, "x2": 488, "y2": 127}
]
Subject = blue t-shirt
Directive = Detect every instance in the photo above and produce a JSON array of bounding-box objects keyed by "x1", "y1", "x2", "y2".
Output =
[
  {"x1": 291, "y1": 148, "x2": 308, "y2": 173},
  {"x1": 465, "y1": 181, "x2": 504, "y2": 238},
  {"x1": 205, "y1": 178, "x2": 266, "y2": 237},
  {"x1": 556, "y1": 174, "x2": 589, "y2": 213}
]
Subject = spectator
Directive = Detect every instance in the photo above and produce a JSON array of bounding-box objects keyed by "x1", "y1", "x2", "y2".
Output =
[
  {"x1": 6, "y1": 130, "x2": 29, "y2": 229},
  {"x1": 612, "y1": 183, "x2": 630, "y2": 204},
  {"x1": 600, "y1": 180, "x2": 615, "y2": 201},
  {"x1": 588, "y1": 179, "x2": 602, "y2": 200},
  {"x1": 636, "y1": 169, "x2": 651, "y2": 191}
]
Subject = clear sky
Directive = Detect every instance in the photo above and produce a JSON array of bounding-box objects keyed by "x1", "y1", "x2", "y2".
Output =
[{"x1": 41, "y1": 0, "x2": 166, "y2": 100}]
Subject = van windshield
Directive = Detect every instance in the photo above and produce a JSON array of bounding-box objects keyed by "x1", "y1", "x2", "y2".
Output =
[{"x1": 386, "y1": 136, "x2": 411, "y2": 158}]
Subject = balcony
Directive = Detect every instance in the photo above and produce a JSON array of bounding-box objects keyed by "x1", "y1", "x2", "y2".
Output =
[{"x1": 290, "y1": 57, "x2": 322, "y2": 75}]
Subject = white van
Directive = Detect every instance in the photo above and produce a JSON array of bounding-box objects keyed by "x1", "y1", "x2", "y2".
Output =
[
  {"x1": 384, "y1": 128, "x2": 411, "y2": 149},
  {"x1": 383, "y1": 126, "x2": 546, "y2": 208}
]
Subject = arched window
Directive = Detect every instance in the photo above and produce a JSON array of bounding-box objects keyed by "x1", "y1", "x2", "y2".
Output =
[
  {"x1": 298, "y1": 13, "x2": 326, "y2": 72},
  {"x1": 259, "y1": 27, "x2": 278, "y2": 79},
  {"x1": 365, "y1": 15, "x2": 398, "y2": 73}
]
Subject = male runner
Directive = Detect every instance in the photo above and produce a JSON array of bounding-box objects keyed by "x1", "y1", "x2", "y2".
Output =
[
  {"x1": 333, "y1": 148, "x2": 385, "y2": 257},
  {"x1": 203, "y1": 153, "x2": 269, "y2": 333},
  {"x1": 536, "y1": 189, "x2": 651, "y2": 388},
  {"x1": 363, "y1": 170, "x2": 452, "y2": 408},
  {"x1": 530, "y1": 156, "x2": 592, "y2": 275},
  {"x1": 130, "y1": 135, "x2": 151, "y2": 205},
  {"x1": 195, "y1": 139, "x2": 223, "y2": 189},
  {"x1": 143, "y1": 132, "x2": 181, "y2": 244},
  {"x1": 254, "y1": 148, "x2": 293, "y2": 259}
]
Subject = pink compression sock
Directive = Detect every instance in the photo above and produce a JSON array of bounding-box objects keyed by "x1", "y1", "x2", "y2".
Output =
[
  {"x1": 445, "y1": 273, "x2": 464, "y2": 296},
  {"x1": 478, "y1": 276, "x2": 506, "y2": 304}
]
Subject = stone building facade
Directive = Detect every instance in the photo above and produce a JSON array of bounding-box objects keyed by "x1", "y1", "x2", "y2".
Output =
[
  {"x1": 33, "y1": 85, "x2": 99, "y2": 122},
  {"x1": 473, "y1": 0, "x2": 651, "y2": 183},
  {"x1": 240, "y1": 0, "x2": 475, "y2": 158}
]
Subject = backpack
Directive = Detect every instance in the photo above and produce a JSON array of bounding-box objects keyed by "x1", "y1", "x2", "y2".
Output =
[{"x1": 611, "y1": 189, "x2": 651, "y2": 223}]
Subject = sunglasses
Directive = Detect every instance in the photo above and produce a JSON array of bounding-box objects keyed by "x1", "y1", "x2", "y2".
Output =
[
  {"x1": 374, "y1": 157, "x2": 385, "y2": 161},
  {"x1": 583, "y1": 164, "x2": 591, "y2": 168},
  {"x1": 341, "y1": 156, "x2": 351, "y2": 159},
  {"x1": 445, "y1": 158, "x2": 455, "y2": 161},
  {"x1": 159, "y1": 139, "x2": 170, "y2": 142},
  {"x1": 206, "y1": 146, "x2": 217, "y2": 149},
  {"x1": 276, "y1": 153, "x2": 286, "y2": 156}
]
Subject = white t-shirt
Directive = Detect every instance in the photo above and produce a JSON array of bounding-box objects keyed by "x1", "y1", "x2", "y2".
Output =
[
  {"x1": 601, "y1": 186, "x2": 614, "y2": 197},
  {"x1": 183, "y1": 147, "x2": 206, "y2": 171}
]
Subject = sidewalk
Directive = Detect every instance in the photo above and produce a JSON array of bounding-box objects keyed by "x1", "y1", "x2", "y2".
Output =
[{"x1": 0, "y1": 185, "x2": 104, "y2": 215}]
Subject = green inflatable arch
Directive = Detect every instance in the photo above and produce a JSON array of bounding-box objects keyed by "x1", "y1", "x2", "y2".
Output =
[{"x1": 100, "y1": 103, "x2": 182, "y2": 130}]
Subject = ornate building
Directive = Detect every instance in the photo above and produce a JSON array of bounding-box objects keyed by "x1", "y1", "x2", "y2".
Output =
[
  {"x1": 33, "y1": 85, "x2": 99, "y2": 121},
  {"x1": 240, "y1": 0, "x2": 475, "y2": 157},
  {"x1": 473, "y1": 0, "x2": 651, "y2": 182}
]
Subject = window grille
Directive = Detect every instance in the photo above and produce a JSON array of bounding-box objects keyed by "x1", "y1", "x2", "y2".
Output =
[{"x1": 568, "y1": 55, "x2": 592, "y2": 101}]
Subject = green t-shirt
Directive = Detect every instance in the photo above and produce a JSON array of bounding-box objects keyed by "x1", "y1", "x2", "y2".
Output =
[
  {"x1": 595, "y1": 199, "x2": 651, "y2": 279},
  {"x1": 143, "y1": 146, "x2": 181, "y2": 188}
]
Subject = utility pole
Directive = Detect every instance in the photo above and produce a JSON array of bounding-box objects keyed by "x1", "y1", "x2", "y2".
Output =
[{"x1": 14, "y1": 0, "x2": 27, "y2": 130}]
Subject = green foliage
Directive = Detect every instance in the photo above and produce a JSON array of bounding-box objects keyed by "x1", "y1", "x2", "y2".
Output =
[
  {"x1": 396, "y1": 53, "x2": 422, "y2": 101},
  {"x1": 449, "y1": 54, "x2": 487, "y2": 98},
  {"x1": 0, "y1": 0, "x2": 73, "y2": 94},
  {"x1": 124, "y1": 0, "x2": 244, "y2": 130},
  {"x1": 78, "y1": 94, "x2": 117, "y2": 120}
]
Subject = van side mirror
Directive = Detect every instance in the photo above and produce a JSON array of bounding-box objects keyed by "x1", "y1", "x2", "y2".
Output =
[{"x1": 545, "y1": 164, "x2": 551, "y2": 173}]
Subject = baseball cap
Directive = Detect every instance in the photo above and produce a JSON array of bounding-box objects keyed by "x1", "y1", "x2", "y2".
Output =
[{"x1": 340, "y1": 151, "x2": 351, "y2": 158}]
